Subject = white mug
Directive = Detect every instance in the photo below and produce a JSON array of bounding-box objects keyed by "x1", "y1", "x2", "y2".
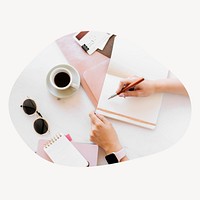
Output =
[{"x1": 49, "y1": 66, "x2": 79, "y2": 91}]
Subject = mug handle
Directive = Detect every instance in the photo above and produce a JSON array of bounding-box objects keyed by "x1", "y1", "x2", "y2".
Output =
[{"x1": 71, "y1": 82, "x2": 79, "y2": 90}]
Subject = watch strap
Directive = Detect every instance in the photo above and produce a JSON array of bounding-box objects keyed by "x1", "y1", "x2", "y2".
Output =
[
  {"x1": 105, "y1": 148, "x2": 126, "y2": 164},
  {"x1": 114, "y1": 148, "x2": 126, "y2": 161}
]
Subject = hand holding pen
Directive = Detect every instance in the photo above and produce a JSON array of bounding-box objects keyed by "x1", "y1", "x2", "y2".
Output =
[
  {"x1": 108, "y1": 77, "x2": 145, "y2": 99},
  {"x1": 109, "y1": 75, "x2": 189, "y2": 99}
]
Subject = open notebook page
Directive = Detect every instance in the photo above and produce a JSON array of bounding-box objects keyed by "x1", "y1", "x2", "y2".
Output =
[{"x1": 96, "y1": 36, "x2": 169, "y2": 129}]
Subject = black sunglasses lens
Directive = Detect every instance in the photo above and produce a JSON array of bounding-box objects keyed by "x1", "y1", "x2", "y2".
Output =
[
  {"x1": 33, "y1": 118, "x2": 48, "y2": 134},
  {"x1": 22, "y1": 99, "x2": 37, "y2": 115}
]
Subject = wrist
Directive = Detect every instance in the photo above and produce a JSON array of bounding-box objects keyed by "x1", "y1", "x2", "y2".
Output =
[
  {"x1": 154, "y1": 79, "x2": 164, "y2": 93},
  {"x1": 105, "y1": 147, "x2": 127, "y2": 164},
  {"x1": 104, "y1": 144, "x2": 123, "y2": 155}
]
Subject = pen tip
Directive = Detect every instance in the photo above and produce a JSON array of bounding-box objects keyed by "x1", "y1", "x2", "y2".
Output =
[
  {"x1": 108, "y1": 95, "x2": 113, "y2": 100},
  {"x1": 108, "y1": 94, "x2": 117, "y2": 100}
]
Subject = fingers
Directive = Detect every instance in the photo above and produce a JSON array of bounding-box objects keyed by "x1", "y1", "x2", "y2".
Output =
[
  {"x1": 116, "y1": 76, "x2": 139, "y2": 94},
  {"x1": 116, "y1": 79, "x2": 130, "y2": 93},
  {"x1": 89, "y1": 111, "x2": 108, "y2": 125},
  {"x1": 89, "y1": 112, "x2": 102, "y2": 125},
  {"x1": 119, "y1": 90, "x2": 142, "y2": 97},
  {"x1": 95, "y1": 113, "x2": 108, "y2": 124}
]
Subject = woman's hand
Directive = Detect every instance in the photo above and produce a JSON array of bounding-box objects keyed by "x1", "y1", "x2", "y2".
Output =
[
  {"x1": 116, "y1": 75, "x2": 188, "y2": 97},
  {"x1": 116, "y1": 76, "x2": 157, "y2": 97},
  {"x1": 89, "y1": 112, "x2": 122, "y2": 155}
]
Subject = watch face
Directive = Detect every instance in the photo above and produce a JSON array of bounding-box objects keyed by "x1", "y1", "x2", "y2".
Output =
[{"x1": 105, "y1": 153, "x2": 119, "y2": 164}]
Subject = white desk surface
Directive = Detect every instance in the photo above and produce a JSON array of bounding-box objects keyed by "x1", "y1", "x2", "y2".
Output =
[{"x1": 9, "y1": 41, "x2": 191, "y2": 166}]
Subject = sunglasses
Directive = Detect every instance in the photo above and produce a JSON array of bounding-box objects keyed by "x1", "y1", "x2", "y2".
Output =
[{"x1": 20, "y1": 99, "x2": 48, "y2": 135}]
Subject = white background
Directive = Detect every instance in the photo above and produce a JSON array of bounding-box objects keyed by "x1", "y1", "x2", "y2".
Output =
[{"x1": 1, "y1": 0, "x2": 200, "y2": 199}]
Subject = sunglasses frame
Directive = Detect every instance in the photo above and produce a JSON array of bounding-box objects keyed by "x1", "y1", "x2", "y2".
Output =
[{"x1": 20, "y1": 98, "x2": 49, "y2": 135}]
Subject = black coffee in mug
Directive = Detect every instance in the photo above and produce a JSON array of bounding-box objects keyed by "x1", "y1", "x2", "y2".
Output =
[{"x1": 54, "y1": 72, "x2": 70, "y2": 88}]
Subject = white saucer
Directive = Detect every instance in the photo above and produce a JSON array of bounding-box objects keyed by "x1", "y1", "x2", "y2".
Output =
[{"x1": 46, "y1": 64, "x2": 80, "y2": 98}]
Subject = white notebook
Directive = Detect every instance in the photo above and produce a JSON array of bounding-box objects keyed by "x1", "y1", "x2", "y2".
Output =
[
  {"x1": 96, "y1": 36, "x2": 169, "y2": 129},
  {"x1": 44, "y1": 133, "x2": 89, "y2": 167}
]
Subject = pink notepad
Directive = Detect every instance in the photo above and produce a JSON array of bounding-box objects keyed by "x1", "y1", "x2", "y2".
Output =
[{"x1": 36, "y1": 138, "x2": 99, "y2": 167}]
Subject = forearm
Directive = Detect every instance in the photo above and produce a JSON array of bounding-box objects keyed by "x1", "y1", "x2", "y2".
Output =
[{"x1": 154, "y1": 78, "x2": 188, "y2": 96}]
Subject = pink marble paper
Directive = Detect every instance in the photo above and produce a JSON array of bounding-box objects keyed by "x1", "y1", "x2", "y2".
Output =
[{"x1": 56, "y1": 33, "x2": 110, "y2": 107}]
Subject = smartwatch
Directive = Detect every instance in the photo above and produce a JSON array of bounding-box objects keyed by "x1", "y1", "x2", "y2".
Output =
[{"x1": 105, "y1": 148, "x2": 126, "y2": 164}]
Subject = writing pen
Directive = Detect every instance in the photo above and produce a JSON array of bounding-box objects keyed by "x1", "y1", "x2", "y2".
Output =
[{"x1": 108, "y1": 77, "x2": 145, "y2": 100}]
